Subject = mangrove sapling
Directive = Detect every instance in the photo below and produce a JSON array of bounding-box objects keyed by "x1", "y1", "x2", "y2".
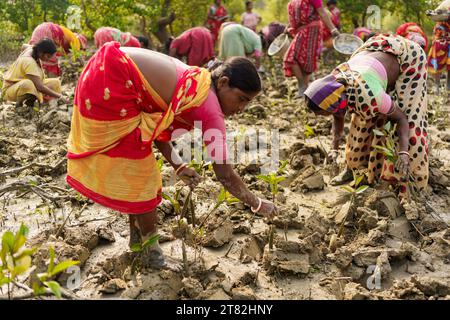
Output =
[
  {"x1": 129, "y1": 234, "x2": 161, "y2": 274},
  {"x1": 338, "y1": 171, "x2": 369, "y2": 237},
  {"x1": 0, "y1": 224, "x2": 79, "y2": 300},
  {"x1": 256, "y1": 161, "x2": 288, "y2": 250},
  {"x1": 304, "y1": 124, "x2": 328, "y2": 165},
  {"x1": 33, "y1": 246, "x2": 80, "y2": 299}
]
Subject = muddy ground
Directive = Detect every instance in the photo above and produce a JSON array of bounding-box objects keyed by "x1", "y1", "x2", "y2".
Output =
[{"x1": 0, "y1": 54, "x2": 449, "y2": 300}]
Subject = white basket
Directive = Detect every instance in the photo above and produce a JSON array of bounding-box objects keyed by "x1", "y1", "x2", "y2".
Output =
[
  {"x1": 333, "y1": 33, "x2": 364, "y2": 55},
  {"x1": 268, "y1": 34, "x2": 290, "y2": 57}
]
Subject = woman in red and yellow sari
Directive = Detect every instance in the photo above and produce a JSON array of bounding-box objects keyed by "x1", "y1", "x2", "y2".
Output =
[
  {"x1": 29, "y1": 22, "x2": 82, "y2": 77},
  {"x1": 284, "y1": 0, "x2": 340, "y2": 97},
  {"x1": 67, "y1": 43, "x2": 277, "y2": 269},
  {"x1": 206, "y1": 0, "x2": 229, "y2": 44}
]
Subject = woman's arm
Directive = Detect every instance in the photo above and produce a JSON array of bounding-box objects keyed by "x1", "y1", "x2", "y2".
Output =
[
  {"x1": 387, "y1": 104, "x2": 410, "y2": 177},
  {"x1": 332, "y1": 113, "x2": 345, "y2": 150},
  {"x1": 27, "y1": 75, "x2": 61, "y2": 98},
  {"x1": 317, "y1": 7, "x2": 339, "y2": 36},
  {"x1": 154, "y1": 140, "x2": 184, "y2": 171}
]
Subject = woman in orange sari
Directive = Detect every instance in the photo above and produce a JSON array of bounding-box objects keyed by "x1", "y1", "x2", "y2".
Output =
[
  {"x1": 67, "y1": 43, "x2": 277, "y2": 269},
  {"x1": 29, "y1": 22, "x2": 82, "y2": 77},
  {"x1": 284, "y1": 0, "x2": 340, "y2": 97}
]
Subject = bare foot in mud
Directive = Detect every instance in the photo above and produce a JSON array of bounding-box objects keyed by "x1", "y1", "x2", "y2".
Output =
[
  {"x1": 329, "y1": 168, "x2": 353, "y2": 186},
  {"x1": 140, "y1": 243, "x2": 183, "y2": 272}
]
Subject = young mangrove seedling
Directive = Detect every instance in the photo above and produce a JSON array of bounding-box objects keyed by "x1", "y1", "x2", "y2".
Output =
[{"x1": 339, "y1": 171, "x2": 369, "y2": 237}]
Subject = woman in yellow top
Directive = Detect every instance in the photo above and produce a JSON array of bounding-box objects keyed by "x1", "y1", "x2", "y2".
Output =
[{"x1": 2, "y1": 39, "x2": 63, "y2": 111}]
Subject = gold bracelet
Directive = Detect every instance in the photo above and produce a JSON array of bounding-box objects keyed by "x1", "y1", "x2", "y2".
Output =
[{"x1": 175, "y1": 164, "x2": 187, "y2": 176}]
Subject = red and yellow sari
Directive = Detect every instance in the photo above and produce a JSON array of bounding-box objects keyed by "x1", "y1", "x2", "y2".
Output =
[
  {"x1": 284, "y1": 0, "x2": 323, "y2": 76},
  {"x1": 67, "y1": 42, "x2": 210, "y2": 214}
]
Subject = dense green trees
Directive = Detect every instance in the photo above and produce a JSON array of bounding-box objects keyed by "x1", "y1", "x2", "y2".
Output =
[{"x1": 0, "y1": 0, "x2": 444, "y2": 44}]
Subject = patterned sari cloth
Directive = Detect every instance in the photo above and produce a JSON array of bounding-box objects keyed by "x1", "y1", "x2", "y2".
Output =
[
  {"x1": 306, "y1": 35, "x2": 429, "y2": 198},
  {"x1": 284, "y1": 0, "x2": 323, "y2": 76},
  {"x1": 29, "y1": 22, "x2": 81, "y2": 76},
  {"x1": 67, "y1": 42, "x2": 211, "y2": 214},
  {"x1": 428, "y1": 21, "x2": 450, "y2": 75}
]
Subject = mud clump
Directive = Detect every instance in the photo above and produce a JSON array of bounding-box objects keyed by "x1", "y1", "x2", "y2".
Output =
[{"x1": 290, "y1": 166, "x2": 325, "y2": 192}]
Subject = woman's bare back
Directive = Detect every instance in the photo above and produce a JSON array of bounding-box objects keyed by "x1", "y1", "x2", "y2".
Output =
[{"x1": 120, "y1": 47, "x2": 177, "y2": 105}]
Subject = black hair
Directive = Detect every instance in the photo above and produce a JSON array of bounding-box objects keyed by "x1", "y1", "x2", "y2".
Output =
[
  {"x1": 32, "y1": 38, "x2": 57, "y2": 60},
  {"x1": 210, "y1": 56, "x2": 262, "y2": 93},
  {"x1": 305, "y1": 95, "x2": 323, "y2": 114},
  {"x1": 246, "y1": 1, "x2": 252, "y2": 7},
  {"x1": 327, "y1": 0, "x2": 337, "y2": 6},
  {"x1": 137, "y1": 36, "x2": 149, "y2": 48}
]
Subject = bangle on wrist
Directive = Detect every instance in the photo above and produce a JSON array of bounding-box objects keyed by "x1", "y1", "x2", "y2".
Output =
[
  {"x1": 398, "y1": 151, "x2": 410, "y2": 157},
  {"x1": 251, "y1": 197, "x2": 263, "y2": 213},
  {"x1": 175, "y1": 163, "x2": 187, "y2": 175}
]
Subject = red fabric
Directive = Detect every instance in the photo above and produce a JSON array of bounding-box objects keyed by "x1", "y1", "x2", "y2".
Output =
[
  {"x1": 206, "y1": 5, "x2": 228, "y2": 43},
  {"x1": 76, "y1": 33, "x2": 88, "y2": 50},
  {"x1": 94, "y1": 27, "x2": 141, "y2": 49},
  {"x1": 30, "y1": 22, "x2": 67, "y2": 51},
  {"x1": 428, "y1": 22, "x2": 450, "y2": 73},
  {"x1": 284, "y1": 0, "x2": 322, "y2": 75},
  {"x1": 396, "y1": 22, "x2": 429, "y2": 51},
  {"x1": 124, "y1": 35, "x2": 141, "y2": 48},
  {"x1": 171, "y1": 27, "x2": 214, "y2": 66}
]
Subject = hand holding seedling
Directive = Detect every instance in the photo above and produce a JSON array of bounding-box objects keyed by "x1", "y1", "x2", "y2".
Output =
[
  {"x1": 396, "y1": 153, "x2": 411, "y2": 182},
  {"x1": 177, "y1": 166, "x2": 202, "y2": 188},
  {"x1": 257, "y1": 199, "x2": 278, "y2": 220}
]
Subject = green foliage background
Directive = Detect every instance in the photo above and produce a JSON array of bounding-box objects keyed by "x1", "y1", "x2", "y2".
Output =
[{"x1": 0, "y1": 0, "x2": 445, "y2": 57}]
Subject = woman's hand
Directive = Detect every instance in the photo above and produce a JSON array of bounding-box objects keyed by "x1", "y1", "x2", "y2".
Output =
[
  {"x1": 177, "y1": 167, "x2": 202, "y2": 188},
  {"x1": 258, "y1": 199, "x2": 278, "y2": 220},
  {"x1": 396, "y1": 153, "x2": 410, "y2": 181}
]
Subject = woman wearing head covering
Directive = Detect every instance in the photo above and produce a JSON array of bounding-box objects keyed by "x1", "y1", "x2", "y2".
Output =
[
  {"x1": 427, "y1": 0, "x2": 450, "y2": 94},
  {"x1": 283, "y1": 0, "x2": 340, "y2": 97},
  {"x1": 218, "y1": 23, "x2": 262, "y2": 69},
  {"x1": 396, "y1": 22, "x2": 429, "y2": 51},
  {"x1": 304, "y1": 34, "x2": 429, "y2": 199},
  {"x1": 2, "y1": 39, "x2": 62, "y2": 114},
  {"x1": 94, "y1": 27, "x2": 141, "y2": 49},
  {"x1": 168, "y1": 27, "x2": 214, "y2": 67},
  {"x1": 67, "y1": 42, "x2": 277, "y2": 269},
  {"x1": 29, "y1": 22, "x2": 82, "y2": 77}
]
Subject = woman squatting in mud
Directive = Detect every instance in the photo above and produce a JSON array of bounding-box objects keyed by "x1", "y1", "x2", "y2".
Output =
[
  {"x1": 66, "y1": 42, "x2": 278, "y2": 270},
  {"x1": 2, "y1": 39, "x2": 63, "y2": 114},
  {"x1": 304, "y1": 34, "x2": 429, "y2": 201}
]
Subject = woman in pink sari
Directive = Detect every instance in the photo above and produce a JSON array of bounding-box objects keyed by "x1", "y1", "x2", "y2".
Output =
[
  {"x1": 29, "y1": 22, "x2": 81, "y2": 77},
  {"x1": 94, "y1": 27, "x2": 141, "y2": 49},
  {"x1": 169, "y1": 27, "x2": 215, "y2": 67},
  {"x1": 283, "y1": 0, "x2": 340, "y2": 97}
]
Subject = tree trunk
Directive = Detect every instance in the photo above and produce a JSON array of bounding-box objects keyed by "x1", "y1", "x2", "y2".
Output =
[
  {"x1": 139, "y1": 17, "x2": 154, "y2": 49},
  {"x1": 80, "y1": 0, "x2": 96, "y2": 32}
]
